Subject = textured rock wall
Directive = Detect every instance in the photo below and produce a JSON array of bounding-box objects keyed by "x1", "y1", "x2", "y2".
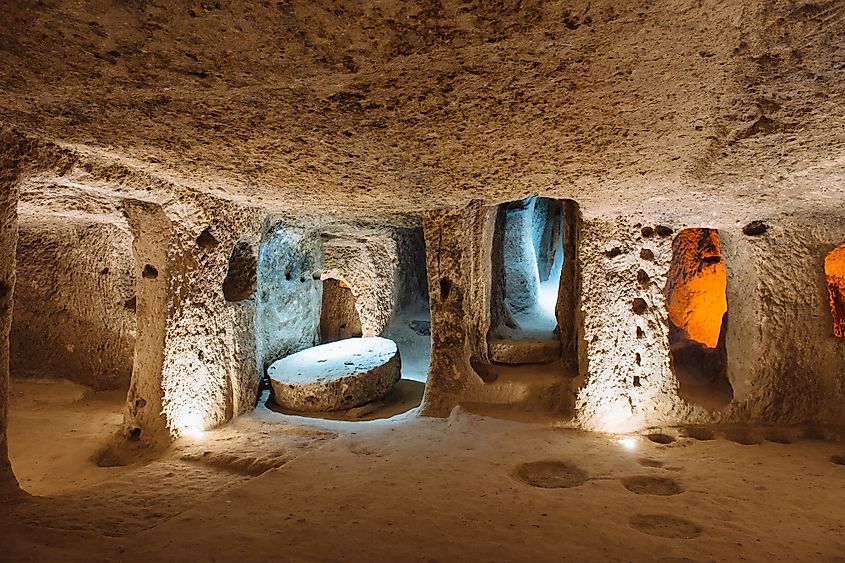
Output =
[
  {"x1": 393, "y1": 226, "x2": 429, "y2": 311},
  {"x1": 574, "y1": 218, "x2": 692, "y2": 432},
  {"x1": 721, "y1": 224, "x2": 845, "y2": 427},
  {"x1": 420, "y1": 201, "x2": 572, "y2": 413},
  {"x1": 665, "y1": 228, "x2": 727, "y2": 348},
  {"x1": 255, "y1": 220, "x2": 322, "y2": 377},
  {"x1": 319, "y1": 279, "x2": 363, "y2": 342},
  {"x1": 124, "y1": 196, "x2": 265, "y2": 443},
  {"x1": 419, "y1": 205, "x2": 479, "y2": 416},
  {"x1": 0, "y1": 145, "x2": 20, "y2": 495},
  {"x1": 10, "y1": 211, "x2": 136, "y2": 389},
  {"x1": 556, "y1": 200, "x2": 583, "y2": 370}
]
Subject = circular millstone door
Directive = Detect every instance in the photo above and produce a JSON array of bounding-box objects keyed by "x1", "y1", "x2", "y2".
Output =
[{"x1": 268, "y1": 337, "x2": 401, "y2": 412}]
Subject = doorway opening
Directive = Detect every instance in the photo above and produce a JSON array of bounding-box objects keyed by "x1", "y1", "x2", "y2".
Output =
[
  {"x1": 320, "y1": 278, "x2": 363, "y2": 343},
  {"x1": 487, "y1": 197, "x2": 579, "y2": 368},
  {"x1": 664, "y1": 228, "x2": 732, "y2": 410}
]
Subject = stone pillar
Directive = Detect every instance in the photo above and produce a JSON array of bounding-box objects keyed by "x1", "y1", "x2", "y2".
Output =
[
  {"x1": 574, "y1": 217, "x2": 692, "y2": 432},
  {"x1": 419, "y1": 205, "x2": 478, "y2": 416},
  {"x1": 0, "y1": 145, "x2": 20, "y2": 496},
  {"x1": 124, "y1": 198, "x2": 263, "y2": 443}
]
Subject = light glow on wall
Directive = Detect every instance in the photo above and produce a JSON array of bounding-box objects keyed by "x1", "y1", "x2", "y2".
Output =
[{"x1": 175, "y1": 410, "x2": 206, "y2": 440}]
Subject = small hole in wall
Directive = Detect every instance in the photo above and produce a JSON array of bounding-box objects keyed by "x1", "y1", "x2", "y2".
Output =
[
  {"x1": 196, "y1": 227, "x2": 219, "y2": 249},
  {"x1": 285, "y1": 271, "x2": 292, "y2": 281},
  {"x1": 635, "y1": 352, "x2": 641, "y2": 365},
  {"x1": 142, "y1": 264, "x2": 158, "y2": 279},
  {"x1": 636, "y1": 326, "x2": 644, "y2": 339},
  {"x1": 633, "y1": 375, "x2": 641, "y2": 387},
  {"x1": 100, "y1": 267, "x2": 110, "y2": 275},
  {"x1": 632, "y1": 298, "x2": 648, "y2": 314},
  {"x1": 440, "y1": 277, "x2": 452, "y2": 300},
  {"x1": 128, "y1": 427, "x2": 142, "y2": 441}
]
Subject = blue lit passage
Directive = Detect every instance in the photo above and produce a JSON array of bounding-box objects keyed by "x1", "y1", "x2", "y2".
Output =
[{"x1": 500, "y1": 197, "x2": 564, "y2": 339}]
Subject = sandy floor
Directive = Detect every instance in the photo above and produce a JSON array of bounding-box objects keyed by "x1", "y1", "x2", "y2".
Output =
[
  {"x1": 6, "y1": 378, "x2": 130, "y2": 495},
  {"x1": 3, "y1": 378, "x2": 845, "y2": 562}
]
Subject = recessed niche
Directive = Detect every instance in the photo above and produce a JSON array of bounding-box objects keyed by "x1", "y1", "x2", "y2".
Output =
[
  {"x1": 222, "y1": 239, "x2": 257, "y2": 302},
  {"x1": 664, "y1": 228, "x2": 732, "y2": 409},
  {"x1": 824, "y1": 244, "x2": 845, "y2": 338},
  {"x1": 320, "y1": 278, "x2": 363, "y2": 343}
]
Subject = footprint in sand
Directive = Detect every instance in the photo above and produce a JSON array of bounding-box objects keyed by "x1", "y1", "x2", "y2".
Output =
[
  {"x1": 637, "y1": 457, "x2": 665, "y2": 468},
  {"x1": 683, "y1": 427, "x2": 714, "y2": 441},
  {"x1": 621, "y1": 475, "x2": 684, "y2": 496},
  {"x1": 722, "y1": 428, "x2": 763, "y2": 445},
  {"x1": 646, "y1": 433, "x2": 676, "y2": 445},
  {"x1": 629, "y1": 514, "x2": 702, "y2": 539},
  {"x1": 512, "y1": 461, "x2": 588, "y2": 489}
]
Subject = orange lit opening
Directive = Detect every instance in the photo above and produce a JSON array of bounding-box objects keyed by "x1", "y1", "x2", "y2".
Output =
[
  {"x1": 664, "y1": 228, "x2": 727, "y2": 348},
  {"x1": 663, "y1": 228, "x2": 731, "y2": 409},
  {"x1": 824, "y1": 245, "x2": 845, "y2": 338},
  {"x1": 337, "y1": 279, "x2": 350, "y2": 289}
]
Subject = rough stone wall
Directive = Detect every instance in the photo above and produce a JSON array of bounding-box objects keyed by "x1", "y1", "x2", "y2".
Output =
[
  {"x1": 823, "y1": 245, "x2": 845, "y2": 338},
  {"x1": 556, "y1": 200, "x2": 583, "y2": 371},
  {"x1": 502, "y1": 201, "x2": 541, "y2": 313},
  {"x1": 393, "y1": 226, "x2": 429, "y2": 311},
  {"x1": 321, "y1": 230, "x2": 399, "y2": 337},
  {"x1": 665, "y1": 228, "x2": 727, "y2": 348},
  {"x1": 418, "y1": 203, "x2": 845, "y2": 431},
  {"x1": 0, "y1": 147, "x2": 19, "y2": 495},
  {"x1": 574, "y1": 217, "x2": 693, "y2": 432},
  {"x1": 419, "y1": 205, "x2": 479, "y2": 416},
  {"x1": 255, "y1": 220, "x2": 322, "y2": 377},
  {"x1": 10, "y1": 211, "x2": 135, "y2": 389},
  {"x1": 124, "y1": 196, "x2": 265, "y2": 442},
  {"x1": 721, "y1": 223, "x2": 845, "y2": 427}
]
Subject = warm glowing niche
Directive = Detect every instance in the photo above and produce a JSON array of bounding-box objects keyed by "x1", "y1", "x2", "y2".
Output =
[
  {"x1": 824, "y1": 245, "x2": 845, "y2": 338},
  {"x1": 664, "y1": 228, "x2": 731, "y2": 410},
  {"x1": 664, "y1": 228, "x2": 727, "y2": 348}
]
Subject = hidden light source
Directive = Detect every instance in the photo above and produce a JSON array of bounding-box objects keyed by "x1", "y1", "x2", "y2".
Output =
[{"x1": 618, "y1": 436, "x2": 638, "y2": 451}]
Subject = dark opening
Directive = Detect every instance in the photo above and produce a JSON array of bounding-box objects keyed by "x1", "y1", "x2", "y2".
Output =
[
  {"x1": 319, "y1": 278, "x2": 363, "y2": 343},
  {"x1": 223, "y1": 239, "x2": 257, "y2": 302},
  {"x1": 664, "y1": 228, "x2": 732, "y2": 410},
  {"x1": 196, "y1": 227, "x2": 219, "y2": 249}
]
